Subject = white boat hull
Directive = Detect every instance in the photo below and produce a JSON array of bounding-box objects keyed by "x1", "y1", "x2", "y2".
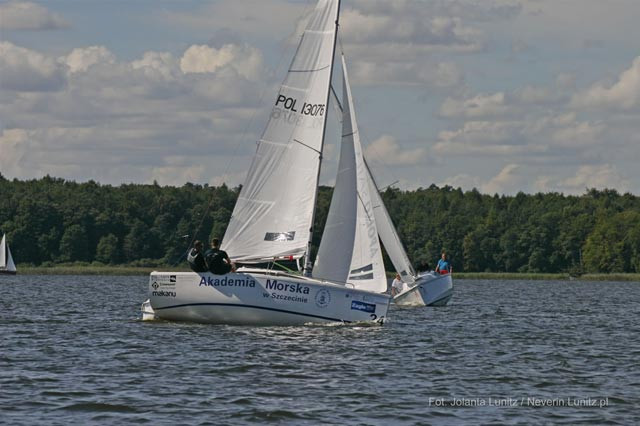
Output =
[
  {"x1": 394, "y1": 273, "x2": 453, "y2": 306},
  {"x1": 142, "y1": 270, "x2": 390, "y2": 325}
]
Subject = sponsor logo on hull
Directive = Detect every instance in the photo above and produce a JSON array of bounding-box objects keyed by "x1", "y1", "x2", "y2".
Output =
[
  {"x1": 152, "y1": 290, "x2": 176, "y2": 298},
  {"x1": 315, "y1": 289, "x2": 331, "y2": 308},
  {"x1": 351, "y1": 300, "x2": 376, "y2": 313}
]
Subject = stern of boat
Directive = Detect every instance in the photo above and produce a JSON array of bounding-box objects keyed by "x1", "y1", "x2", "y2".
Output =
[{"x1": 394, "y1": 273, "x2": 453, "y2": 306}]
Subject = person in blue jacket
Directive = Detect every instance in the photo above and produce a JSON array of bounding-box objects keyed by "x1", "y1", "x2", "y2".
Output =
[{"x1": 435, "y1": 252, "x2": 452, "y2": 275}]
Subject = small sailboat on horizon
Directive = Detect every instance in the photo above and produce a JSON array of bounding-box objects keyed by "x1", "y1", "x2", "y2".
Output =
[{"x1": 1, "y1": 233, "x2": 17, "y2": 275}]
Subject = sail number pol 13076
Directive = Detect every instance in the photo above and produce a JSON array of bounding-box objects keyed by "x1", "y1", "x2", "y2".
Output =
[{"x1": 275, "y1": 95, "x2": 324, "y2": 117}]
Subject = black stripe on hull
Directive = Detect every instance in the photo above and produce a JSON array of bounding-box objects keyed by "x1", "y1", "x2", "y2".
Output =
[{"x1": 154, "y1": 302, "x2": 351, "y2": 323}]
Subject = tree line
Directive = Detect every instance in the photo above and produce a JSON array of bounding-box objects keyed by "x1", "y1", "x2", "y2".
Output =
[{"x1": 1, "y1": 173, "x2": 639, "y2": 273}]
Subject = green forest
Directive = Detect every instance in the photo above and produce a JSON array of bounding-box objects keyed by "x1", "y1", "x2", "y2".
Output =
[{"x1": 1, "y1": 173, "x2": 639, "y2": 273}]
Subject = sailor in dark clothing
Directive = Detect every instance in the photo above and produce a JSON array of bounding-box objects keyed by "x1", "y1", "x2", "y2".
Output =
[
  {"x1": 187, "y1": 240, "x2": 208, "y2": 272},
  {"x1": 205, "y1": 238, "x2": 235, "y2": 275}
]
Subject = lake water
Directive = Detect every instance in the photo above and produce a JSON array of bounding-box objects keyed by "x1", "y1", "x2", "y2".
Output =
[{"x1": 1, "y1": 275, "x2": 638, "y2": 425}]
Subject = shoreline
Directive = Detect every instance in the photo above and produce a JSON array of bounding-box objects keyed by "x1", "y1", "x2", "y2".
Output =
[
  {"x1": 9, "y1": 266, "x2": 640, "y2": 281},
  {"x1": 454, "y1": 272, "x2": 640, "y2": 282}
]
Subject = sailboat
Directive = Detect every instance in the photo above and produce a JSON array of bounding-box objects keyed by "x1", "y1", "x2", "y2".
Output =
[
  {"x1": 141, "y1": 0, "x2": 390, "y2": 325},
  {"x1": 368, "y1": 170, "x2": 454, "y2": 307},
  {"x1": 318, "y1": 56, "x2": 453, "y2": 307},
  {"x1": 0, "y1": 234, "x2": 17, "y2": 275}
]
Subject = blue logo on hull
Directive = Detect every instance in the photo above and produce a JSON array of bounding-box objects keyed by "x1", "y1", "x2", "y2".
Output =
[{"x1": 350, "y1": 300, "x2": 376, "y2": 313}]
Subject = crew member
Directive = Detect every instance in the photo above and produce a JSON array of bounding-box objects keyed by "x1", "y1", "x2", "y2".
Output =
[
  {"x1": 435, "y1": 252, "x2": 452, "y2": 275},
  {"x1": 205, "y1": 238, "x2": 235, "y2": 275},
  {"x1": 391, "y1": 273, "x2": 404, "y2": 296},
  {"x1": 187, "y1": 240, "x2": 207, "y2": 273}
]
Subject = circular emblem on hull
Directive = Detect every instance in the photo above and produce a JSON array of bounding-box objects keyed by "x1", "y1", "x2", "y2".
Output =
[
  {"x1": 315, "y1": 289, "x2": 331, "y2": 308},
  {"x1": 152, "y1": 282, "x2": 159, "y2": 289}
]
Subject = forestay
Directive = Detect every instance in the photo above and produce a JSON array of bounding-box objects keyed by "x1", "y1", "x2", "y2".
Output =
[
  {"x1": 222, "y1": 0, "x2": 339, "y2": 262},
  {"x1": 314, "y1": 56, "x2": 387, "y2": 293}
]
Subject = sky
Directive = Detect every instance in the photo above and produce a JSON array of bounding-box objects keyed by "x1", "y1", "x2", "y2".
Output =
[{"x1": 1, "y1": 0, "x2": 639, "y2": 195}]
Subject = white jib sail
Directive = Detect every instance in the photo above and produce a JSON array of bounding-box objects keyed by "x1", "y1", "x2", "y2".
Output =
[
  {"x1": 365, "y1": 163, "x2": 416, "y2": 284},
  {"x1": 314, "y1": 56, "x2": 387, "y2": 293},
  {"x1": 222, "y1": 0, "x2": 339, "y2": 263},
  {"x1": 313, "y1": 68, "x2": 358, "y2": 284}
]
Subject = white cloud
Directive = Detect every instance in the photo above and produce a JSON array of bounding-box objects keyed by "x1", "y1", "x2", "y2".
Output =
[
  {"x1": 2, "y1": 1, "x2": 640, "y2": 195},
  {"x1": 158, "y1": 0, "x2": 305, "y2": 38},
  {"x1": 0, "y1": 42, "x2": 268, "y2": 186},
  {"x1": 0, "y1": 41, "x2": 67, "y2": 91},
  {"x1": 550, "y1": 120, "x2": 605, "y2": 148},
  {"x1": 64, "y1": 46, "x2": 116, "y2": 73},
  {"x1": 535, "y1": 164, "x2": 631, "y2": 194},
  {"x1": 350, "y1": 60, "x2": 463, "y2": 87},
  {"x1": 0, "y1": 1, "x2": 68, "y2": 30},
  {"x1": 571, "y1": 56, "x2": 640, "y2": 111},
  {"x1": 287, "y1": 0, "x2": 522, "y2": 88},
  {"x1": 209, "y1": 171, "x2": 249, "y2": 188},
  {"x1": 132, "y1": 51, "x2": 181, "y2": 81},
  {"x1": 439, "y1": 164, "x2": 527, "y2": 195},
  {"x1": 180, "y1": 44, "x2": 263, "y2": 81},
  {"x1": 481, "y1": 164, "x2": 525, "y2": 194},
  {"x1": 439, "y1": 92, "x2": 510, "y2": 118},
  {"x1": 0, "y1": 128, "x2": 31, "y2": 177},
  {"x1": 340, "y1": 10, "x2": 483, "y2": 53},
  {"x1": 149, "y1": 157, "x2": 206, "y2": 186},
  {"x1": 364, "y1": 135, "x2": 427, "y2": 166},
  {"x1": 432, "y1": 111, "x2": 610, "y2": 162},
  {"x1": 438, "y1": 173, "x2": 482, "y2": 191}
]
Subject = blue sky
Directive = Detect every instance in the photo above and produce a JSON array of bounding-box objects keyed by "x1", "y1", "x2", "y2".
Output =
[{"x1": 1, "y1": 0, "x2": 639, "y2": 194}]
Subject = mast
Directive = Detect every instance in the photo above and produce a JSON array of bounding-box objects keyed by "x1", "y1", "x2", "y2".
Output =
[{"x1": 303, "y1": 0, "x2": 341, "y2": 276}]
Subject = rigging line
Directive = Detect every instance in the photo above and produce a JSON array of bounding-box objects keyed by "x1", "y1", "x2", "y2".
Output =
[
  {"x1": 359, "y1": 124, "x2": 404, "y2": 192},
  {"x1": 337, "y1": 34, "x2": 403, "y2": 191},
  {"x1": 177, "y1": 5, "x2": 313, "y2": 266},
  {"x1": 356, "y1": 191, "x2": 374, "y2": 222},
  {"x1": 379, "y1": 180, "x2": 400, "y2": 191},
  {"x1": 330, "y1": 84, "x2": 343, "y2": 113},
  {"x1": 293, "y1": 139, "x2": 322, "y2": 157}
]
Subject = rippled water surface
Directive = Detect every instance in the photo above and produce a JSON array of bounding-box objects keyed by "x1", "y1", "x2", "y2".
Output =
[{"x1": 1, "y1": 275, "x2": 639, "y2": 425}]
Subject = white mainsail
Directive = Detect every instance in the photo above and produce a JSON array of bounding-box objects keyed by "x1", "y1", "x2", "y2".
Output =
[
  {"x1": 365, "y1": 163, "x2": 417, "y2": 284},
  {"x1": 314, "y1": 56, "x2": 387, "y2": 293},
  {"x1": 222, "y1": 0, "x2": 339, "y2": 263},
  {"x1": 1, "y1": 234, "x2": 17, "y2": 273}
]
